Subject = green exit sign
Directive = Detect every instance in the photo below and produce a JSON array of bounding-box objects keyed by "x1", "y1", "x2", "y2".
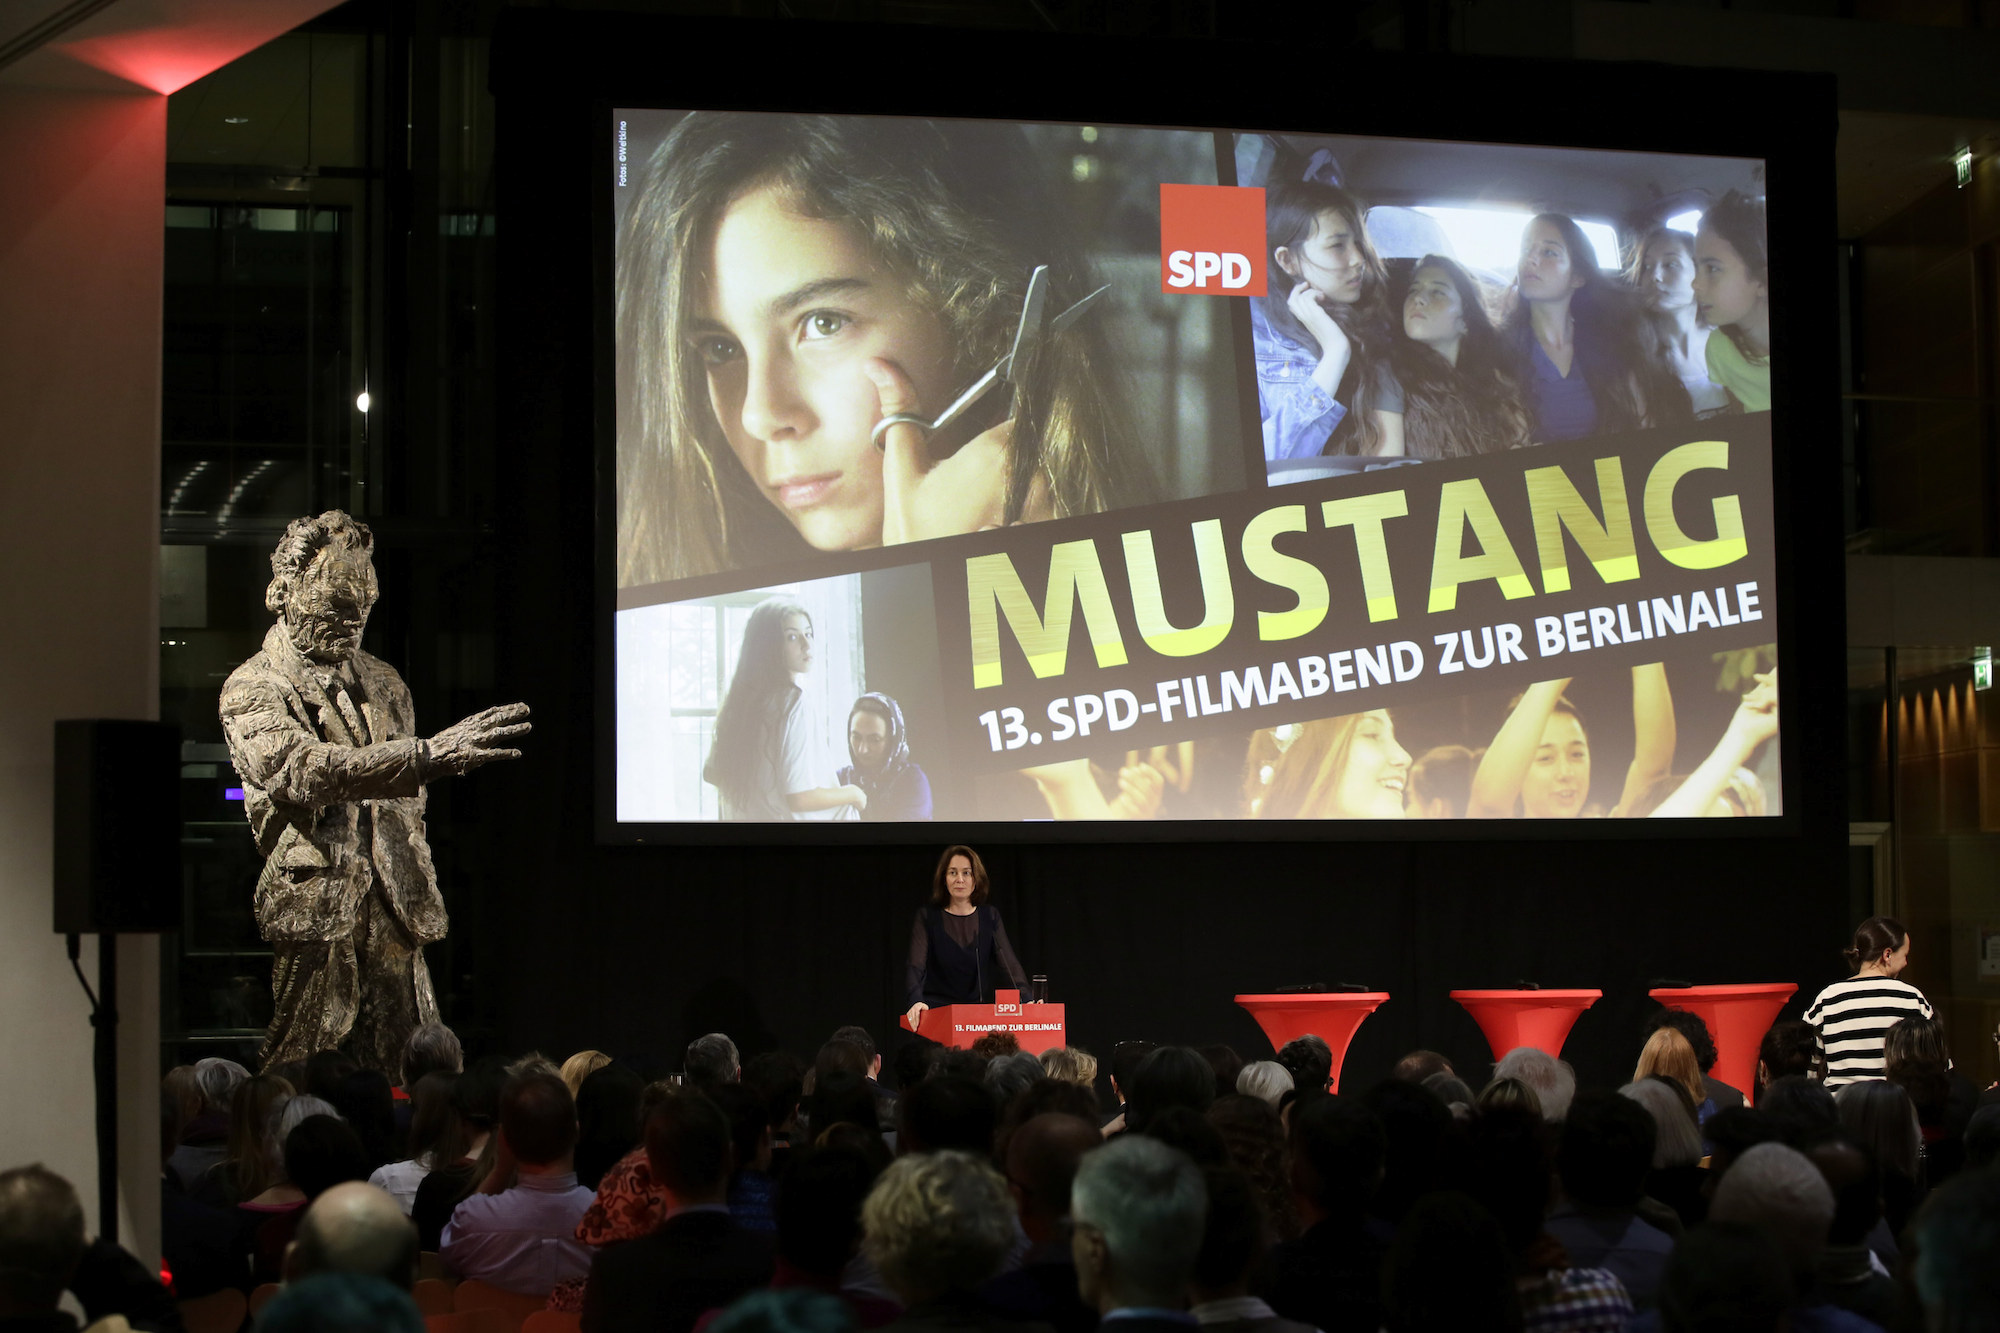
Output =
[{"x1": 1977, "y1": 649, "x2": 1992, "y2": 691}]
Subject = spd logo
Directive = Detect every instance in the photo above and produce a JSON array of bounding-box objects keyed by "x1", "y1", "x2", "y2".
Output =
[
  {"x1": 994, "y1": 1003, "x2": 1020, "y2": 1015},
  {"x1": 1160, "y1": 183, "x2": 1265, "y2": 296}
]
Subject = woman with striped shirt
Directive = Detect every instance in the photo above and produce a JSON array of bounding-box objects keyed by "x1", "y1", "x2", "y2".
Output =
[{"x1": 1804, "y1": 916, "x2": 1934, "y2": 1090}]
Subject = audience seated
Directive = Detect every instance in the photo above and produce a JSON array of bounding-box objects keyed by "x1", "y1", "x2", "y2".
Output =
[
  {"x1": 970, "y1": 1033, "x2": 1021, "y2": 1062},
  {"x1": 250, "y1": 1111, "x2": 373, "y2": 1284},
  {"x1": 305, "y1": 1050, "x2": 361, "y2": 1103},
  {"x1": 1036, "y1": 1047, "x2": 1098, "y2": 1094},
  {"x1": 980, "y1": 1113, "x2": 1101, "y2": 1333},
  {"x1": 711, "y1": 1082, "x2": 779, "y2": 1233},
  {"x1": 1654, "y1": 1223, "x2": 1791, "y2": 1333},
  {"x1": 1644, "y1": 1009, "x2": 1746, "y2": 1113},
  {"x1": 897, "y1": 1077, "x2": 997, "y2": 1157},
  {"x1": 862, "y1": 1151, "x2": 1031, "y2": 1333},
  {"x1": 1274, "y1": 1038, "x2": 1333, "y2": 1097},
  {"x1": 984, "y1": 1054, "x2": 1045, "y2": 1111},
  {"x1": 1632, "y1": 1031, "x2": 1710, "y2": 1129},
  {"x1": 1204, "y1": 1095, "x2": 1297, "y2": 1244},
  {"x1": 564, "y1": 1050, "x2": 615, "y2": 1098},
  {"x1": 410, "y1": 1055, "x2": 503, "y2": 1251},
  {"x1": 1070, "y1": 1135, "x2": 1205, "y2": 1333},
  {"x1": 2, "y1": 1164, "x2": 180, "y2": 1333},
  {"x1": 583, "y1": 1088, "x2": 774, "y2": 1333},
  {"x1": 1547, "y1": 1092, "x2": 1674, "y2": 1308},
  {"x1": 440, "y1": 1068, "x2": 595, "y2": 1295},
  {"x1": 575, "y1": 1065, "x2": 647, "y2": 1192},
  {"x1": 1480, "y1": 1078, "x2": 1544, "y2": 1119},
  {"x1": 1758, "y1": 1077, "x2": 1839, "y2": 1146},
  {"x1": 1125, "y1": 1047, "x2": 1216, "y2": 1135},
  {"x1": 196, "y1": 1071, "x2": 292, "y2": 1208},
  {"x1": 1695, "y1": 1143, "x2": 1869, "y2": 1333},
  {"x1": 746, "y1": 1051, "x2": 809, "y2": 1154},
  {"x1": 770, "y1": 1144, "x2": 899, "y2": 1328},
  {"x1": 689, "y1": 1034, "x2": 744, "y2": 1088},
  {"x1": 1493, "y1": 1048, "x2": 1576, "y2": 1123},
  {"x1": 832, "y1": 1025, "x2": 896, "y2": 1131},
  {"x1": 1189, "y1": 1166, "x2": 1311, "y2": 1333},
  {"x1": 1266, "y1": 1094, "x2": 1388, "y2": 1333},
  {"x1": 1963, "y1": 1102, "x2": 2000, "y2": 1171},
  {"x1": 1910, "y1": 1166, "x2": 2000, "y2": 1331},
  {"x1": 1801, "y1": 1136, "x2": 1913, "y2": 1331},
  {"x1": 1390, "y1": 1051, "x2": 1454, "y2": 1085},
  {"x1": 1103, "y1": 1042, "x2": 1156, "y2": 1130},
  {"x1": 327, "y1": 1069, "x2": 398, "y2": 1170},
  {"x1": 1201, "y1": 1046, "x2": 1247, "y2": 1103},
  {"x1": 1422, "y1": 1073, "x2": 1477, "y2": 1120},
  {"x1": 285, "y1": 1180, "x2": 420, "y2": 1289},
  {"x1": 369, "y1": 1070, "x2": 458, "y2": 1213},
  {"x1": 1618, "y1": 1080, "x2": 1706, "y2": 1229},
  {"x1": 996, "y1": 1081, "x2": 1101, "y2": 1164},
  {"x1": 1360, "y1": 1079, "x2": 1452, "y2": 1229},
  {"x1": 710, "y1": 1288, "x2": 857, "y2": 1333},
  {"x1": 1135, "y1": 1107, "x2": 1226, "y2": 1167},
  {"x1": 1380, "y1": 1192, "x2": 1520, "y2": 1333},
  {"x1": 1235, "y1": 1062, "x2": 1292, "y2": 1109},
  {"x1": 169, "y1": 1057, "x2": 248, "y2": 1192},
  {"x1": 1834, "y1": 1080, "x2": 1924, "y2": 1239},
  {"x1": 1756, "y1": 1023, "x2": 1815, "y2": 1099},
  {"x1": 258, "y1": 1271, "x2": 425, "y2": 1333}
]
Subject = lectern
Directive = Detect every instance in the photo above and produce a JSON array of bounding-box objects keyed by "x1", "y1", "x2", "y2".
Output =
[{"x1": 900, "y1": 990, "x2": 1066, "y2": 1055}]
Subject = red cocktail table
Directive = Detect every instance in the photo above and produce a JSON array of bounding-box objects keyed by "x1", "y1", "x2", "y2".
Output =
[
  {"x1": 1234, "y1": 992, "x2": 1390, "y2": 1094},
  {"x1": 1648, "y1": 983, "x2": 1797, "y2": 1106},
  {"x1": 1451, "y1": 989, "x2": 1601, "y2": 1061}
]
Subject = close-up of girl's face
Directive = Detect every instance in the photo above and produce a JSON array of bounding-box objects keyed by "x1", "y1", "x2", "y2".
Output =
[
  {"x1": 1522, "y1": 711, "x2": 1590, "y2": 818},
  {"x1": 1403, "y1": 264, "x2": 1468, "y2": 347},
  {"x1": 1333, "y1": 710, "x2": 1411, "y2": 819},
  {"x1": 692, "y1": 183, "x2": 956, "y2": 552},
  {"x1": 1641, "y1": 237, "x2": 1696, "y2": 312},
  {"x1": 1518, "y1": 221, "x2": 1584, "y2": 303},
  {"x1": 779, "y1": 612, "x2": 813, "y2": 676},
  {"x1": 1691, "y1": 228, "x2": 1765, "y2": 329},
  {"x1": 1280, "y1": 209, "x2": 1368, "y2": 305}
]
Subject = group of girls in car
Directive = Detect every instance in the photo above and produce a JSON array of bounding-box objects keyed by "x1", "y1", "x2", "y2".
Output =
[{"x1": 1255, "y1": 175, "x2": 1771, "y2": 463}]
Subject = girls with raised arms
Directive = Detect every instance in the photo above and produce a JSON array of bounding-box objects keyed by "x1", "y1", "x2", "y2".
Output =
[
  {"x1": 1465, "y1": 664, "x2": 1677, "y2": 819},
  {"x1": 616, "y1": 112, "x2": 1151, "y2": 586}
]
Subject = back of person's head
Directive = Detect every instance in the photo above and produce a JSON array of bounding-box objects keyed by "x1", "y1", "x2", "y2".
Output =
[
  {"x1": 257, "y1": 1271, "x2": 425, "y2": 1333},
  {"x1": 1207, "y1": 1094, "x2": 1294, "y2": 1240},
  {"x1": 1704, "y1": 1106, "x2": 1778, "y2": 1182},
  {"x1": 1039, "y1": 1045, "x2": 1098, "y2": 1089},
  {"x1": 328, "y1": 1069, "x2": 397, "y2": 1169},
  {"x1": 1360, "y1": 1079, "x2": 1452, "y2": 1224},
  {"x1": 1423, "y1": 1073, "x2": 1476, "y2": 1113},
  {"x1": 709, "y1": 1288, "x2": 856, "y2": 1333},
  {"x1": 1913, "y1": 1165, "x2": 2000, "y2": 1332},
  {"x1": 970, "y1": 1031, "x2": 1020, "y2": 1062},
  {"x1": 1657, "y1": 1222, "x2": 1792, "y2": 1333},
  {"x1": 305, "y1": 1049, "x2": 361, "y2": 1102},
  {"x1": 862, "y1": 1150, "x2": 1017, "y2": 1302},
  {"x1": 1964, "y1": 1103, "x2": 2000, "y2": 1172},
  {"x1": 1634, "y1": 1027, "x2": 1707, "y2": 1109},
  {"x1": 1139, "y1": 1106, "x2": 1227, "y2": 1165},
  {"x1": 194, "y1": 1056, "x2": 251, "y2": 1114},
  {"x1": 1559, "y1": 1091, "x2": 1657, "y2": 1209},
  {"x1": 1645, "y1": 1008, "x2": 1720, "y2": 1075},
  {"x1": 998, "y1": 1079, "x2": 1100, "y2": 1159},
  {"x1": 163, "y1": 1064, "x2": 203, "y2": 1135},
  {"x1": 1834, "y1": 1079, "x2": 1921, "y2": 1184},
  {"x1": 1108, "y1": 1040, "x2": 1157, "y2": 1100},
  {"x1": 401, "y1": 1023, "x2": 463, "y2": 1089},
  {"x1": 1477, "y1": 1077, "x2": 1542, "y2": 1119},
  {"x1": 1757, "y1": 1075, "x2": 1837, "y2": 1146},
  {"x1": 1619, "y1": 1079, "x2": 1703, "y2": 1170},
  {"x1": 407, "y1": 1072, "x2": 462, "y2": 1169},
  {"x1": 1757, "y1": 1022, "x2": 1814, "y2": 1089},
  {"x1": 929, "y1": 1048, "x2": 989, "y2": 1083},
  {"x1": 1708, "y1": 1142, "x2": 1835, "y2": 1282},
  {"x1": 777, "y1": 1143, "x2": 884, "y2": 1279},
  {"x1": 1071, "y1": 1133, "x2": 1208, "y2": 1308},
  {"x1": 452, "y1": 1056, "x2": 507, "y2": 1133},
  {"x1": 1843, "y1": 914, "x2": 1905, "y2": 973},
  {"x1": 286, "y1": 1181, "x2": 420, "y2": 1289},
  {"x1": 815, "y1": 1039, "x2": 869, "y2": 1083},
  {"x1": 1803, "y1": 1135, "x2": 1881, "y2": 1248},
  {"x1": 285, "y1": 1115, "x2": 373, "y2": 1199},
  {"x1": 1382, "y1": 1191, "x2": 1522, "y2": 1333},
  {"x1": 891, "y1": 1038, "x2": 938, "y2": 1091},
  {"x1": 687, "y1": 1032, "x2": 741, "y2": 1086},
  {"x1": 897, "y1": 1074, "x2": 996, "y2": 1157},
  {"x1": 808, "y1": 1068, "x2": 879, "y2": 1137},
  {"x1": 1885, "y1": 1015, "x2": 1952, "y2": 1108},
  {"x1": 575, "y1": 1064, "x2": 648, "y2": 1188},
  {"x1": 1200, "y1": 1045, "x2": 1246, "y2": 1102},
  {"x1": 1463, "y1": 1107, "x2": 1554, "y2": 1263},
  {"x1": 559, "y1": 1050, "x2": 612, "y2": 1098},
  {"x1": 983, "y1": 1051, "x2": 1044, "y2": 1109},
  {"x1": 1275, "y1": 1035, "x2": 1333, "y2": 1093},
  {"x1": 831, "y1": 1025, "x2": 877, "y2": 1069},
  {"x1": 228, "y1": 1074, "x2": 295, "y2": 1190},
  {"x1": 1004, "y1": 1112, "x2": 1099, "y2": 1226},
  {"x1": 706, "y1": 1081, "x2": 773, "y2": 1180},
  {"x1": 1492, "y1": 1047, "x2": 1575, "y2": 1122},
  {"x1": 1236, "y1": 1060, "x2": 1293, "y2": 1107},
  {"x1": 498, "y1": 1069, "x2": 577, "y2": 1168},
  {"x1": 744, "y1": 1049, "x2": 806, "y2": 1135},
  {"x1": 646, "y1": 1087, "x2": 734, "y2": 1198},
  {"x1": 1128, "y1": 1045, "x2": 1216, "y2": 1133},
  {"x1": 1191, "y1": 1166, "x2": 1267, "y2": 1298},
  {"x1": 1289, "y1": 1092, "x2": 1385, "y2": 1218},
  {"x1": 1391, "y1": 1050, "x2": 1454, "y2": 1085},
  {"x1": 0, "y1": 1165, "x2": 84, "y2": 1314}
]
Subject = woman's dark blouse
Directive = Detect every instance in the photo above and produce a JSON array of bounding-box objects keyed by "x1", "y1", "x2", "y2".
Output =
[{"x1": 906, "y1": 904, "x2": 1030, "y2": 1008}]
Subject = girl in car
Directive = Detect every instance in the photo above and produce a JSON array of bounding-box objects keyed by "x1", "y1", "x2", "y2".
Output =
[
  {"x1": 1464, "y1": 664, "x2": 1677, "y2": 819},
  {"x1": 1390, "y1": 254, "x2": 1533, "y2": 457},
  {"x1": 615, "y1": 112, "x2": 1152, "y2": 585},
  {"x1": 1691, "y1": 191, "x2": 1771, "y2": 412},
  {"x1": 1254, "y1": 709, "x2": 1411, "y2": 820},
  {"x1": 1255, "y1": 177, "x2": 1404, "y2": 459},
  {"x1": 1628, "y1": 227, "x2": 1731, "y2": 415},
  {"x1": 1505, "y1": 213, "x2": 1692, "y2": 443}
]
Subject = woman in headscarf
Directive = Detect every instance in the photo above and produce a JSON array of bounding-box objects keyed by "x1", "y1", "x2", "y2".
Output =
[{"x1": 837, "y1": 692, "x2": 933, "y2": 821}]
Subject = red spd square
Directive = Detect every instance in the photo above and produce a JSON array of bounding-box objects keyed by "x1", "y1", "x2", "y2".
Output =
[{"x1": 1160, "y1": 183, "x2": 1266, "y2": 297}]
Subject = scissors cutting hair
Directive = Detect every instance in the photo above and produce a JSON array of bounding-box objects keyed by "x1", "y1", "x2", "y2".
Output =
[{"x1": 872, "y1": 265, "x2": 1110, "y2": 451}]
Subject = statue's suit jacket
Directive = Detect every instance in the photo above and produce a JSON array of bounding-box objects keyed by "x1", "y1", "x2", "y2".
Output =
[{"x1": 219, "y1": 624, "x2": 445, "y2": 945}]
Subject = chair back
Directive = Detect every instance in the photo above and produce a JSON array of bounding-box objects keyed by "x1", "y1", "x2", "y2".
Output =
[
  {"x1": 521, "y1": 1313, "x2": 583, "y2": 1333},
  {"x1": 177, "y1": 1287, "x2": 247, "y2": 1333},
  {"x1": 454, "y1": 1278, "x2": 554, "y2": 1333},
  {"x1": 415, "y1": 1277, "x2": 458, "y2": 1315}
]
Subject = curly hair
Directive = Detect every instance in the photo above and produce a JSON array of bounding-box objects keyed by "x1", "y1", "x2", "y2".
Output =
[
  {"x1": 862, "y1": 1150, "x2": 1017, "y2": 1301},
  {"x1": 265, "y1": 511, "x2": 374, "y2": 615},
  {"x1": 1039, "y1": 1045, "x2": 1098, "y2": 1088}
]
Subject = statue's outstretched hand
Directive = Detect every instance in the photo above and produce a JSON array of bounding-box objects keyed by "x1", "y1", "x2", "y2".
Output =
[{"x1": 428, "y1": 702, "x2": 531, "y2": 776}]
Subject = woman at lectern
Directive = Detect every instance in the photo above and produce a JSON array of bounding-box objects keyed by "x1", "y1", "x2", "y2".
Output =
[{"x1": 904, "y1": 845, "x2": 1031, "y2": 1032}]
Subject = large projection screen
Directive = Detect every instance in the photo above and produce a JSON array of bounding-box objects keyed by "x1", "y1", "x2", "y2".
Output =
[{"x1": 606, "y1": 106, "x2": 1785, "y2": 836}]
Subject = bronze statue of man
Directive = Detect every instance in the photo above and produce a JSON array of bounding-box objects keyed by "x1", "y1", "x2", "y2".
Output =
[{"x1": 219, "y1": 511, "x2": 530, "y2": 1074}]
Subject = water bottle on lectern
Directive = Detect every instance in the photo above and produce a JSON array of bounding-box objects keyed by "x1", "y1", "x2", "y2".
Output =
[{"x1": 1032, "y1": 974, "x2": 1048, "y2": 1004}]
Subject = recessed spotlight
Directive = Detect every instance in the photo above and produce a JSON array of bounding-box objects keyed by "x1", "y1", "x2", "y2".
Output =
[
  {"x1": 356, "y1": 391, "x2": 371, "y2": 413},
  {"x1": 224, "y1": 116, "x2": 250, "y2": 125}
]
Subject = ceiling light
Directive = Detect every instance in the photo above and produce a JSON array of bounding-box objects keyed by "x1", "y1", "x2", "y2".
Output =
[{"x1": 224, "y1": 116, "x2": 249, "y2": 125}]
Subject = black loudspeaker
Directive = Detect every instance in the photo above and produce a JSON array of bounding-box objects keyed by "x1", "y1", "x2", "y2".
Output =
[{"x1": 53, "y1": 719, "x2": 182, "y2": 934}]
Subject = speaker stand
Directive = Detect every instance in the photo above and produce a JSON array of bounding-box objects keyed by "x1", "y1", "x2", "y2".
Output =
[{"x1": 67, "y1": 931, "x2": 118, "y2": 1246}]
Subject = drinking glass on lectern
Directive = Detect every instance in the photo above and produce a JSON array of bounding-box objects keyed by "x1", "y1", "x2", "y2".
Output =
[{"x1": 1032, "y1": 974, "x2": 1048, "y2": 1004}]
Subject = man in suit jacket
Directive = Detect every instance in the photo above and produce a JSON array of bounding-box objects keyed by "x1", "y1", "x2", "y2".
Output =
[
  {"x1": 219, "y1": 511, "x2": 529, "y2": 1074},
  {"x1": 1071, "y1": 1136, "x2": 1206, "y2": 1333},
  {"x1": 582, "y1": 1089, "x2": 774, "y2": 1333}
]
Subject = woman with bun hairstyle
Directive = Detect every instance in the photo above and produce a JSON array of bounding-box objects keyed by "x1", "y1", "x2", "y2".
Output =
[
  {"x1": 1627, "y1": 227, "x2": 1730, "y2": 415},
  {"x1": 1254, "y1": 178, "x2": 1403, "y2": 459},
  {"x1": 703, "y1": 597, "x2": 866, "y2": 821},
  {"x1": 1392, "y1": 254, "x2": 1533, "y2": 457},
  {"x1": 1691, "y1": 191, "x2": 1771, "y2": 412},
  {"x1": 616, "y1": 112, "x2": 1152, "y2": 585},
  {"x1": 1466, "y1": 665, "x2": 1677, "y2": 819},
  {"x1": 1804, "y1": 916, "x2": 1934, "y2": 1090},
  {"x1": 1254, "y1": 709, "x2": 1410, "y2": 820},
  {"x1": 1506, "y1": 213, "x2": 1691, "y2": 443}
]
